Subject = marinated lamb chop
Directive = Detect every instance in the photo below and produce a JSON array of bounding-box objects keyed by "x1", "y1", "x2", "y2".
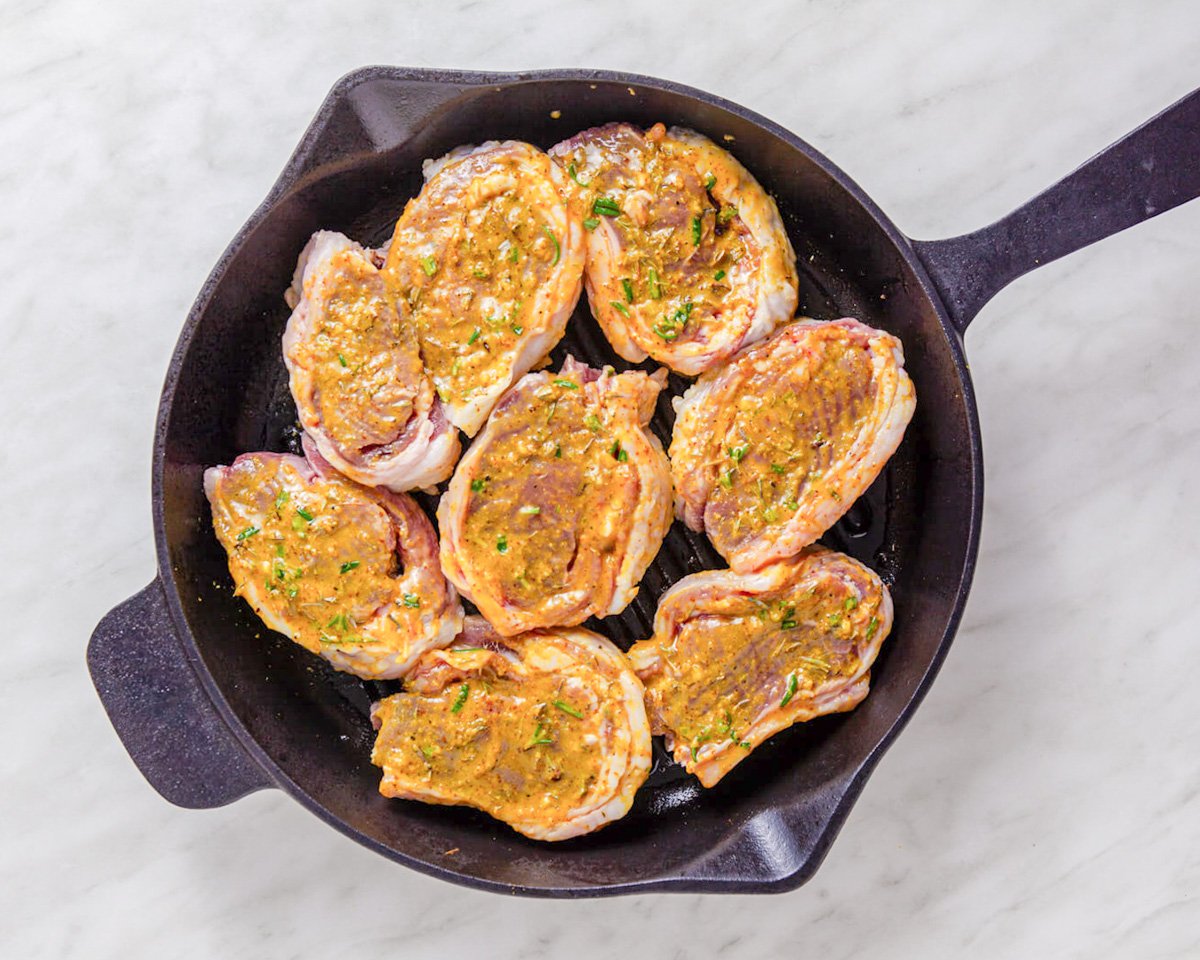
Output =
[
  {"x1": 438, "y1": 357, "x2": 671, "y2": 636},
  {"x1": 370, "y1": 616, "x2": 652, "y2": 841},
  {"x1": 205, "y1": 445, "x2": 462, "y2": 679},
  {"x1": 549, "y1": 122, "x2": 798, "y2": 375},
  {"x1": 671, "y1": 318, "x2": 915, "y2": 573},
  {"x1": 382, "y1": 141, "x2": 585, "y2": 436},
  {"x1": 283, "y1": 231, "x2": 460, "y2": 492},
  {"x1": 627, "y1": 547, "x2": 892, "y2": 787}
]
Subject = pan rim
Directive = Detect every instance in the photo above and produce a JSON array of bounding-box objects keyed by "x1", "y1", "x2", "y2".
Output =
[{"x1": 150, "y1": 65, "x2": 984, "y2": 896}]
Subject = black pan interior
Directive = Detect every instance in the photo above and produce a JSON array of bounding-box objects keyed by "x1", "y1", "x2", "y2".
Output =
[{"x1": 157, "y1": 73, "x2": 978, "y2": 893}]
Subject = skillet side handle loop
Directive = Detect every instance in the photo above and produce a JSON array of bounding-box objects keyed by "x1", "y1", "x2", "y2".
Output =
[
  {"x1": 88, "y1": 579, "x2": 273, "y2": 809},
  {"x1": 913, "y1": 86, "x2": 1200, "y2": 334}
]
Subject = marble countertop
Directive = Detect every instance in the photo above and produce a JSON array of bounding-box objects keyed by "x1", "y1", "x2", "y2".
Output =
[{"x1": 4, "y1": 1, "x2": 1198, "y2": 956}]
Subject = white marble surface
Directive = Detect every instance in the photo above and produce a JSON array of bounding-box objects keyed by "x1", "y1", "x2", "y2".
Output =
[{"x1": 3, "y1": 0, "x2": 1199, "y2": 956}]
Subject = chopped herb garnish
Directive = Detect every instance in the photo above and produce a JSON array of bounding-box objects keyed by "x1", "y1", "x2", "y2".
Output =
[
  {"x1": 584, "y1": 413, "x2": 602, "y2": 431},
  {"x1": 781, "y1": 618, "x2": 798, "y2": 630},
  {"x1": 274, "y1": 543, "x2": 285, "y2": 557},
  {"x1": 471, "y1": 265, "x2": 489, "y2": 279},
  {"x1": 780, "y1": 673, "x2": 799, "y2": 707},
  {"x1": 609, "y1": 439, "x2": 621, "y2": 457},
  {"x1": 718, "y1": 470, "x2": 734, "y2": 490},
  {"x1": 553, "y1": 699, "x2": 583, "y2": 719},
  {"x1": 274, "y1": 488, "x2": 290, "y2": 509},
  {"x1": 784, "y1": 496, "x2": 799, "y2": 511},
  {"x1": 647, "y1": 266, "x2": 662, "y2": 299},
  {"x1": 714, "y1": 268, "x2": 726, "y2": 281},
  {"x1": 691, "y1": 214, "x2": 702, "y2": 245},
  {"x1": 291, "y1": 515, "x2": 307, "y2": 532},
  {"x1": 296, "y1": 507, "x2": 314, "y2": 522},
  {"x1": 553, "y1": 378, "x2": 579, "y2": 390},
  {"x1": 610, "y1": 299, "x2": 631, "y2": 318},
  {"x1": 236, "y1": 526, "x2": 260, "y2": 541},
  {"x1": 653, "y1": 321, "x2": 679, "y2": 341},
  {"x1": 567, "y1": 161, "x2": 589, "y2": 186},
  {"x1": 717, "y1": 205, "x2": 738, "y2": 224},
  {"x1": 419, "y1": 744, "x2": 434, "y2": 760},
  {"x1": 337, "y1": 353, "x2": 348, "y2": 368},
  {"x1": 616, "y1": 447, "x2": 628, "y2": 462},
  {"x1": 286, "y1": 587, "x2": 298, "y2": 598},
  {"x1": 621, "y1": 278, "x2": 634, "y2": 303},
  {"x1": 518, "y1": 505, "x2": 541, "y2": 515},
  {"x1": 327, "y1": 613, "x2": 350, "y2": 632},
  {"x1": 770, "y1": 463, "x2": 786, "y2": 475},
  {"x1": 403, "y1": 593, "x2": 421, "y2": 608},
  {"x1": 511, "y1": 323, "x2": 524, "y2": 336},
  {"x1": 450, "y1": 683, "x2": 469, "y2": 713},
  {"x1": 554, "y1": 443, "x2": 562, "y2": 458},
  {"x1": 339, "y1": 560, "x2": 360, "y2": 574},
  {"x1": 420, "y1": 255, "x2": 437, "y2": 276},
  {"x1": 470, "y1": 478, "x2": 486, "y2": 493},
  {"x1": 704, "y1": 173, "x2": 717, "y2": 191},
  {"x1": 543, "y1": 226, "x2": 560, "y2": 266},
  {"x1": 762, "y1": 506, "x2": 779, "y2": 522},
  {"x1": 467, "y1": 327, "x2": 481, "y2": 345},
  {"x1": 592, "y1": 196, "x2": 621, "y2": 217},
  {"x1": 866, "y1": 617, "x2": 880, "y2": 640},
  {"x1": 728, "y1": 444, "x2": 748, "y2": 463},
  {"x1": 844, "y1": 596, "x2": 860, "y2": 611},
  {"x1": 583, "y1": 217, "x2": 599, "y2": 230},
  {"x1": 827, "y1": 613, "x2": 843, "y2": 628},
  {"x1": 496, "y1": 534, "x2": 508, "y2": 553},
  {"x1": 528, "y1": 720, "x2": 553, "y2": 746}
]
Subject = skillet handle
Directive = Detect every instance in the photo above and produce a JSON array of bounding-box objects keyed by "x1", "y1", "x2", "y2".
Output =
[
  {"x1": 912, "y1": 86, "x2": 1200, "y2": 333},
  {"x1": 88, "y1": 579, "x2": 273, "y2": 808}
]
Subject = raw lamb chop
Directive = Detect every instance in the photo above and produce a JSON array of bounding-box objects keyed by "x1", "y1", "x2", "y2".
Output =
[
  {"x1": 671, "y1": 318, "x2": 915, "y2": 572},
  {"x1": 370, "y1": 616, "x2": 652, "y2": 841},
  {"x1": 627, "y1": 547, "x2": 892, "y2": 787},
  {"x1": 549, "y1": 122, "x2": 797, "y2": 375}
]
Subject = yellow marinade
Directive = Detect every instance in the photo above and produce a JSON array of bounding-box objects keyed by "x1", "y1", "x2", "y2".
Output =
[
  {"x1": 372, "y1": 647, "x2": 615, "y2": 820},
  {"x1": 457, "y1": 373, "x2": 636, "y2": 611},
  {"x1": 641, "y1": 569, "x2": 884, "y2": 761},
  {"x1": 556, "y1": 123, "x2": 757, "y2": 347},
  {"x1": 704, "y1": 337, "x2": 876, "y2": 558},
  {"x1": 384, "y1": 148, "x2": 564, "y2": 407},
  {"x1": 298, "y1": 250, "x2": 422, "y2": 452},
  {"x1": 209, "y1": 456, "x2": 422, "y2": 653}
]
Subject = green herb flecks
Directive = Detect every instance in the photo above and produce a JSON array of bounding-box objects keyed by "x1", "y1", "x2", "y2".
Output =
[
  {"x1": 553, "y1": 699, "x2": 583, "y2": 719},
  {"x1": 450, "y1": 683, "x2": 469, "y2": 714},
  {"x1": 584, "y1": 413, "x2": 602, "y2": 431},
  {"x1": 496, "y1": 534, "x2": 508, "y2": 554},
  {"x1": 337, "y1": 354, "x2": 348, "y2": 368},
  {"x1": 553, "y1": 378, "x2": 579, "y2": 390},
  {"x1": 780, "y1": 672, "x2": 799, "y2": 708},
  {"x1": 714, "y1": 268, "x2": 726, "y2": 281},
  {"x1": 236, "y1": 526, "x2": 260, "y2": 541},
  {"x1": 704, "y1": 173, "x2": 717, "y2": 191},
  {"x1": 420, "y1": 255, "x2": 437, "y2": 277},
  {"x1": 403, "y1": 593, "x2": 421, "y2": 608},
  {"x1": 543, "y1": 225, "x2": 561, "y2": 266},
  {"x1": 467, "y1": 327, "x2": 481, "y2": 345},
  {"x1": 518, "y1": 505, "x2": 541, "y2": 515},
  {"x1": 338, "y1": 561, "x2": 359, "y2": 575},
  {"x1": 691, "y1": 214, "x2": 702, "y2": 245},
  {"x1": 583, "y1": 217, "x2": 599, "y2": 231},
  {"x1": 592, "y1": 196, "x2": 621, "y2": 217},
  {"x1": 621, "y1": 278, "x2": 634, "y2": 303},
  {"x1": 647, "y1": 266, "x2": 662, "y2": 299},
  {"x1": 866, "y1": 616, "x2": 880, "y2": 640},
  {"x1": 610, "y1": 299, "x2": 630, "y2": 318}
]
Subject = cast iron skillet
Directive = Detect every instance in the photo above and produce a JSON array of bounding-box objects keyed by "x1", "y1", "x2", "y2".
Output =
[{"x1": 87, "y1": 68, "x2": 1200, "y2": 897}]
